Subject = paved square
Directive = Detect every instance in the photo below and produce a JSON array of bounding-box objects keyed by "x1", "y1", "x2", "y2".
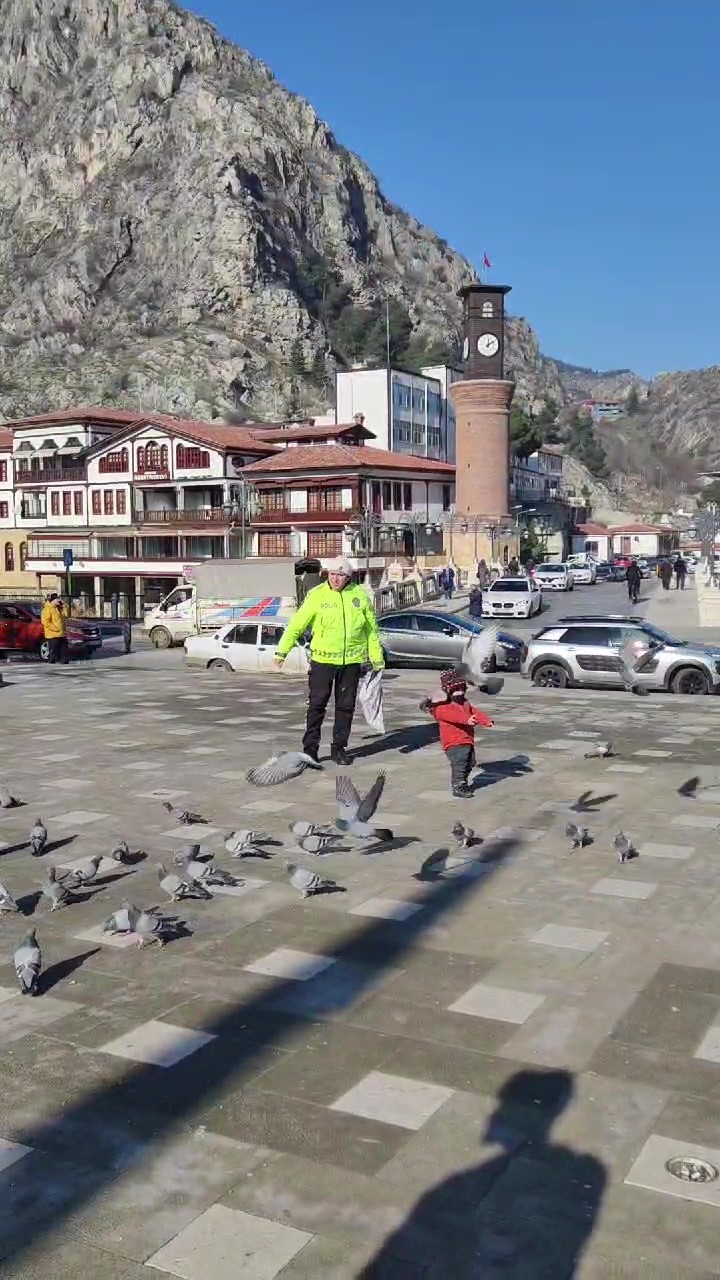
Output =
[
  {"x1": 145, "y1": 1204, "x2": 312, "y2": 1278},
  {"x1": 348, "y1": 897, "x2": 422, "y2": 921},
  {"x1": 330, "y1": 1070, "x2": 453, "y2": 1129},
  {"x1": 530, "y1": 924, "x2": 609, "y2": 951},
  {"x1": 642, "y1": 842, "x2": 695, "y2": 860},
  {"x1": 694, "y1": 1025, "x2": 720, "y2": 1062},
  {"x1": 448, "y1": 981, "x2": 545, "y2": 1023},
  {"x1": 625, "y1": 1135, "x2": 720, "y2": 1208},
  {"x1": 99, "y1": 1021, "x2": 215, "y2": 1067},
  {"x1": 0, "y1": 1138, "x2": 33, "y2": 1171},
  {"x1": 244, "y1": 948, "x2": 335, "y2": 981},
  {"x1": 590, "y1": 878, "x2": 657, "y2": 900}
]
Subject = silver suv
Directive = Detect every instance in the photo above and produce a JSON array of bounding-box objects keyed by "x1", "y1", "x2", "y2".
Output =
[{"x1": 522, "y1": 615, "x2": 720, "y2": 696}]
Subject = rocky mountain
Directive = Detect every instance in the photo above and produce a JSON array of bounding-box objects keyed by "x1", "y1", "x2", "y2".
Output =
[
  {"x1": 0, "y1": 0, "x2": 566, "y2": 425},
  {"x1": 551, "y1": 360, "x2": 647, "y2": 404}
]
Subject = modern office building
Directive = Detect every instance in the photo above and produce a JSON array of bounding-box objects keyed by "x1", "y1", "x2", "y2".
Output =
[{"x1": 335, "y1": 364, "x2": 461, "y2": 462}]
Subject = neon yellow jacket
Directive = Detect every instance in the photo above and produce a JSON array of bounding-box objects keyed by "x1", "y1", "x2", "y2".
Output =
[
  {"x1": 41, "y1": 601, "x2": 65, "y2": 639},
  {"x1": 276, "y1": 581, "x2": 384, "y2": 667}
]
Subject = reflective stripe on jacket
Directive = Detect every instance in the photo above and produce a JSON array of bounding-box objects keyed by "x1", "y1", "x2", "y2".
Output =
[{"x1": 276, "y1": 581, "x2": 384, "y2": 667}]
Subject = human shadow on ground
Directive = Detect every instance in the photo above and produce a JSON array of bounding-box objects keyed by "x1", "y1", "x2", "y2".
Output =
[
  {"x1": 359, "y1": 1068, "x2": 606, "y2": 1279},
  {"x1": 38, "y1": 948, "x2": 101, "y2": 995},
  {"x1": 351, "y1": 724, "x2": 439, "y2": 759}
]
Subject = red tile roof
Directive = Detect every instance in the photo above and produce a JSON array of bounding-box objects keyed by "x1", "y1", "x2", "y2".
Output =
[
  {"x1": 1, "y1": 406, "x2": 144, "y2": 430},
  {"x1": 252, "y1": 422, "x2": 376, "y2": 442},
  {"x1": 0, "y1": 429, "x2": 12, "y2": 449},
  {"x1": 241, "y1": 444, "x2": 455, "y2": 475},
  {"x1": 576, "y1": 522, "x2": 610, "y2": 535},
  {"x1": 607, "y1": 523, "x2": 671, "y2": 535}
]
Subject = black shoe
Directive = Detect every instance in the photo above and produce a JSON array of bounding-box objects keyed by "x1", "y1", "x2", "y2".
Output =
[
  {"x1": 303, "y1": 748, "x2": 320, "y2": 764},
  {"x1": 331, "y1": 747, "x2": 352, "y2": 766},
  {"x1": 452, "y1": 785, "x2": 474, "y2": 798}
]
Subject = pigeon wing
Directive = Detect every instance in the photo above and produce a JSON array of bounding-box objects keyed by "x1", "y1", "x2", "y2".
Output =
[
  {"x1": 247, "y1": 752, "x2": 307, "y2": 786},
  {"x1": 356, "y1": 772, "x2": 387, "y2": 823},
  {"x1": 335, "y1": 774, "x2": 362, "y2": 820},
  {"x1": 457, "y1": 625, "x2": 500, "y2": 682}
]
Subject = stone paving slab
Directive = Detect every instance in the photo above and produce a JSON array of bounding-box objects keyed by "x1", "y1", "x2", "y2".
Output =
[{"x1": 3, "y1": 652, "x2": 720, "y2": 1274}]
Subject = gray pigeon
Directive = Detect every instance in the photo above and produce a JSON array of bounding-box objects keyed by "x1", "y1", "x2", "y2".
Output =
[
  {"x1": 162, "y1": 801, "x2": 207, "y2": 824},
  {"x1": 0, "y1": 881, "x2": 18, "y2": 913},
  {"x1": 618, "y1": 637, "x2": 654, "y2": 696},
  {"x1": 247, "y1": 751, "x2": 323, "y2": 787},
  {"x1": 451, "y1": 822, "x2": 476, "y2": 848},
  {"x1": 135, "y1": 909, "x2": 170, "y2": 949},
  {"x1": 157, "y1": 862, "x2": 211, "y2": 901},
  {"x1": 565, "y1": 822, "x2": 590, "y2": 850},
  {"x1": 176, "y1": 854, "x2": 239, "y2": 887},
  {"x1": 102, "y1": 903, "x2": 139, "y2": 935},
  {"x1": 109, "y1": 839, "x2": 131, "y2": 863},
  {"x1": 14, "y1": 928, "x2": 41, "y2": 996},
  {"x1": 453, "y1": 625, "x2": 504, "y2": 693},
  {"x1": 0, "y1": 786, "x2": 20, "y2": 809},
  {"x1": 41, "y1": 866, "x2": 77, "y2": 911},
  {"x1": 290, "y1": 820, "x2": 335, "y2": 839},
  {"x1": 29, "y1": 818, "x2": 47, "y2": 857},
  {"x1": 294, "y1": 833, "x2": 338, "y2": 856},
  {"x1": 286, "y1": 862, "x2": 341, "y2": 898},
  {"x1": 172, "y1": 842, "x2": 202, "y2": 866},
  {"x1": 62, "y1": 855, "x2": 102, "y2": 889},
  {"x1": 224, "y1": 832, "x2": 273, "y2": 859},
  {"x1": 335, "y1": 773, "x2": 393, "y2": 840},
  {"x1": 583, "y1": 742, "x2": 613, "y2": 759},
  {"x1": 414, "y1": 848, "x2": 449, "y2": 880},
  {"x1": 614, "y1": 831, "x2": 637, "y2": 863}
]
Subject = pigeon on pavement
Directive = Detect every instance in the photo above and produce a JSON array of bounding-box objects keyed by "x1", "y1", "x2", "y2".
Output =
[
  {"x1": 162, "y1": 802, "x2": 207, "y2": 824},
  {"x1": 451, "y1": 822, "x2": 477, "y2": 848},
  {"x1": 102, "y1": 903, "x2": 140, "y2": 935},
  {"x1": 157, "y1": 862, "x2": 211, "y2": 901},
  {"x1": 453, "y1": 625, "x2": 504, "y2": 693},
  {"x1": 62, "y1": 855, "x2": 103, "y2": 889},
  {"x1": 224, "y1": 832, "x2": 273, "y2": 859},
  {"x1": 29, "y1": 818, "x2": 47, "y2": 857},
  {"x1": 614, "y1": 831, "x2": 637, "y2": 863},
  {"x1": 565, "y1": 822, "x2": 590, "y2": 850},
  {"x1": 0, "y1": 786, "x2": 20, "y2": 809},
  {"x1": 286, "y1": 862, "x2": 342, "y2": 897},
  {"x1": 135, "y1": 908, "x2": 170, "y2": 949},
  {"x1": 14, "y1": 929, "x2": 41, "y2": 995},
  {"x1": 247, "y1": 751, "x2": 323, "y2": 787},
  {"x1": 290, "y1": 821, "x2": 336, "y2": 839},
  {"x1": 583, "y1": 742, "x2": 613, "y2": 759},
  {"x1": 293, "y1": 833, "x2": 338, "y2": 856},
  {"x1": 335, "y1": 773, "x2": 393, "y2": 840},
  {"x1": 41, "y1": 866, "x2": 78, "y2": 910},
  {"x1": 0, "y1": 881, "x2": 19, "y2": 913},
  {"x1": 176, "y1": 854, "x2": 240, "y2": 887},
  {"x1": 414, "y1": 849, "x2": 449, "y2": 880},
  {"x1": 618, "y1": 637, "x2": 654, "y2": 696},
  {"x1": 109, "y1": 839, "x2": 131, "y2": 863}
]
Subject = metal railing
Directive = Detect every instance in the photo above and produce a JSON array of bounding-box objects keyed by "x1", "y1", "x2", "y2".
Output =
[
  {"x1": 133, "y1": 508, "x2": 228, "y2": 524},
  {"x1": 15, "y1": 468, "x2": 85, "y2": 485}
]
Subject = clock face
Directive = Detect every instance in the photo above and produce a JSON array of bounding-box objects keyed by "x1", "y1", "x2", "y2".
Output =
[
  {"x1": 477, "y1": 333, "x2": 499, "y2": 358},
  {"x1": 462, "y1": 337, "x2": 469, "y2": 360}
]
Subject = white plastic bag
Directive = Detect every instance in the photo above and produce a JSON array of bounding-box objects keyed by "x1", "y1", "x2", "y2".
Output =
[{"x1": 358, "y1": 668, "x2": 385, "y2": 735}]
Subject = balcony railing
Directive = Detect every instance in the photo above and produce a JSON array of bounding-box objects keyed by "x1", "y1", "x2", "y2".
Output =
[
  {"x1": 15, "y1": 467, "x2": 85, "y2": 485},
  {"x1": 253, "y1": 506, "x2": 359, "y2": 524},
  {"x1": 134, "y1": 467, "x2": 170, "y2": 480},
  {"x1": 133, "y1": 508, "x2": 229, "y2": 524}
]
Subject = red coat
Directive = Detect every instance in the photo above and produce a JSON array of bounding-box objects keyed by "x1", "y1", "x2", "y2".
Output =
[{"x1": 428, "y1": 698, "x2": 493, "y2": 750}]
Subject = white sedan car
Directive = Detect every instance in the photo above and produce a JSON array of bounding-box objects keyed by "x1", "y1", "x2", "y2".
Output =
[
  {"x1": 568, "y1": 561, "x2": 597, "y2": 585},
  {"x1": 184, "y1": 619, "x2": 308, "y2": 673},
  {"x1": 482, "y1": 576, "x2": 543, "y2": 619},
  {"x1": 533, "y1": 562, "x2": 575, "y2": 592}
]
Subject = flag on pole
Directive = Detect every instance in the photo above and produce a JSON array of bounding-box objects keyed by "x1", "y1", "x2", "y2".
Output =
[{"x1": 483, "y1": 253, "x2": 492, "y2": 270}]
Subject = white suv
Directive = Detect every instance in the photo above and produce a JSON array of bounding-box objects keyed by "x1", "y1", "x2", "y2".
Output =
[{"x1": 482, "y1": 576, "x2": 542, "y2": 619}]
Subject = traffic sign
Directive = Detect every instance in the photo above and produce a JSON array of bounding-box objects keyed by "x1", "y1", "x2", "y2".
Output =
[{"x1": 62, "y1": 548, "x2": 74, "y2": 569}]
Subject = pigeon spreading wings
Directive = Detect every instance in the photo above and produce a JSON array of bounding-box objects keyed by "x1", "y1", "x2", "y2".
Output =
[
  {"x1": 618, "y1": 635, "x2": 660, "y2": 695},
  {"x1": 335, "y1": 772, "x2": 392, "y2": 840},
  {"x1": 247, "y1": 751, "x2": 323, "y2": 787},
  {"x1": 453, "y1": 625, "x2": 505, "y2": 694}
]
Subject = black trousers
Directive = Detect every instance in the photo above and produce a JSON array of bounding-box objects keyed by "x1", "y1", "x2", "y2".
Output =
[
  {"x1": 446, "y1": 745, "x2": 475, "y2": 789},
  {"x1": 303, "y1": 661, "x2": 361, "y2": 755},
  {"x1": 48, "y1": 637, "x2": 69, "y2": 664}
]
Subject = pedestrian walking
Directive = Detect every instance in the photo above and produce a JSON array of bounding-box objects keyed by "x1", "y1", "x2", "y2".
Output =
[
  {"x1": 674, "y1": 555, "x2": 687, "y2": 590},
  {"x1": 273, "y1": 556, "x2": 384, "y2": 765},
  {"x1": 468, "y1": 584, "x2": 483, "y2": 618},
  {"x1": 626, "y1": 559, "x2": 642, "y2": 605},
  {"x1": 420, "y1": 670, "x2": 493, "y2": 798},
  {"x1": 442, "y1": 563, "x2": 456, "y2": 600},
  {"x1": 659, "y1": 558, "x2": 672, "y2": 590},
  {"x1": 507, "y1": 557, "x2": 520, "y2": 576},
  {"x1": 40, "y1": 593, "x2": 69, "y2": 664},
  {"x1": 476, "y1": 559, "x2": 490, "y2": 589}
]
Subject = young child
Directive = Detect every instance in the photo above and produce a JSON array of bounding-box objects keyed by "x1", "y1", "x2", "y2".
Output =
[{"x1": 421, "y1": 669, "x2": 493, "y2": 798}]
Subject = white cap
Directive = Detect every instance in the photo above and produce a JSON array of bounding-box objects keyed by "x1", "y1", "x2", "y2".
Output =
[{"x1": 325, "y1": 556, "x2": 353, "y2": 576}]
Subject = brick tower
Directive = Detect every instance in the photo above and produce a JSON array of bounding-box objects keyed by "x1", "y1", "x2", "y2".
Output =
[{"x1": 446, "y1": 282, "x2": 518, "y2": 571}]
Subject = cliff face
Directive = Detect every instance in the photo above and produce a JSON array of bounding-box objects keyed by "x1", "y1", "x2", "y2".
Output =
[
  {"x1": 551, "y1": 360, "x2": 648, "y2": 403},
  {"x1": 0, "y1": 0, "x2": 566, "y2": 423}
]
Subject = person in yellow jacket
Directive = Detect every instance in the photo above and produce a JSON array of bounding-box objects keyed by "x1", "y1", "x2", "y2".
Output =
[
  {"x1": 40, "y1": 592, "x2": 69, "y2": 665},
  {"x1": 274, "y1": 556, "x2": 384, "y2": 765}
]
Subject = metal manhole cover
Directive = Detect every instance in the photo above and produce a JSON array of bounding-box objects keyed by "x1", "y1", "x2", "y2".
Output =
[{"x1": 665, "y1": 1156, "x2": 719, "y2": 1183}]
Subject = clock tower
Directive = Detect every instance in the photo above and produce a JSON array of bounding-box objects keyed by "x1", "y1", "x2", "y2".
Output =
[{"x1": 447, "y1": 279, "x2": 518, "y2": 569}]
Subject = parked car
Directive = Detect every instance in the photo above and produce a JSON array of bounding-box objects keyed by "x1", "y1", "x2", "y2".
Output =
[
  {"x1": 184, "y1": 619, "x2": 308, "y2": 673},
  {"x1": 567, "y1": 560, "x2": 597, "y2": 585},
  {"x1": 522, "y1": 614, "x2": 720, "y2": 695},
  {"x1": 377, "y1": 609, "x2": 526, "y2": 670},
  {"x1": 482, "y1": 577, "x2": 543, "y2": 620},
  {"x1": 0, "y1": 602, "x2": 102, "y2": 661},
  {"x1": 594, "y1": 562, "x2": 618, "y2": 582},
  {"x1": 534, "y1": 563, "x2": 575, "y2": 592}
]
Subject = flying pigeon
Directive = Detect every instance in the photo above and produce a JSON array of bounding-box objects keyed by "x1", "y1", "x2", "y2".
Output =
[
  {"x1": 286, "y1": 862, "x2": 341, "y2": 898},
  {"x1": 0, "y1": 786, "x2": 20, "y2": 809},
  {"x1": 29, "y1": 818, "x2": 47, "y2": 857},
  {"x1": 414, "y1": 849, "x2": 449, "y2": 880},
  {"x1": 678, "y1": 777, "x2": 700, "y2": 799},
  {"x1": 62, "y1": 855, "x2": 103, "y2": 889},
  {"x1": 290, "y1": 820, "x2": 335, "y2": 839},
  {"x1": 565, "y1": 822, "x2": 590, "y2": 850},
  {"x1": 335, "y1": 773, "x2": 393, "y2": 840},
  {"x1": 109, "y1": 839, "x2": 131, "y2": 863},
  {"x1": 224, "y1": 831, "x2": 273, "y2": 859},
  {"x1": 583, "y1": 742, "x2": 613, "y2": 759},
  {"x1": 453, "y1": 625, "x2": 505, "y2": 693},
  {"x1": 102, "y1": 903, "x2": 139, "y2": 935},
  {"x1": 40, "y1": 867, "x2": 77, "y2": 911},
  {"x1": 0, "y1": 881, "x2": 19, "y2": 913},
  {"x1": 614, "y1": 831, "x2": 637, "y2": 863},
  {"x1": 157, "y1": 862, "x2": 211, "y2": 901},
  {"x1": 176, "y1": 854, "x2": 239, "y2": 887},
  {"x1": 247, "y1": 750, "x2": 323, "y2": 787},
  {"x1": 162, "y1": 801, "x2": 208, "y2": 824},
  {"x1": 618, "y1": 637, "x2": 655, "y2": 696},
  {"x1": 14, "y1": 928, "x2": 41, "y2": 996},
  {"x1": 451, "y1": 822, "x2": 477, "y2": 848},
  {"x1": 294, "y1": 833, "x2": 338, "y2": 856}
]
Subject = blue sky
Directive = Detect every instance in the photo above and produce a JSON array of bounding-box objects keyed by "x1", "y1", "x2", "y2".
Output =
[{"x1": 192, "y1": 0, "x2": 719, "y2": 377}]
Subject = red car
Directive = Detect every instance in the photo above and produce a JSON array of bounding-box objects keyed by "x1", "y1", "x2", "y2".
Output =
[{"x1": 0, "y1": 602, "x2": 102, "y2": 662}]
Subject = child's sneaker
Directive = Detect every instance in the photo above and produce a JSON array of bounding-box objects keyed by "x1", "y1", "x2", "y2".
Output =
[{"x1": 452, "y1": 785, "x2": 474, "y2": 798}]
